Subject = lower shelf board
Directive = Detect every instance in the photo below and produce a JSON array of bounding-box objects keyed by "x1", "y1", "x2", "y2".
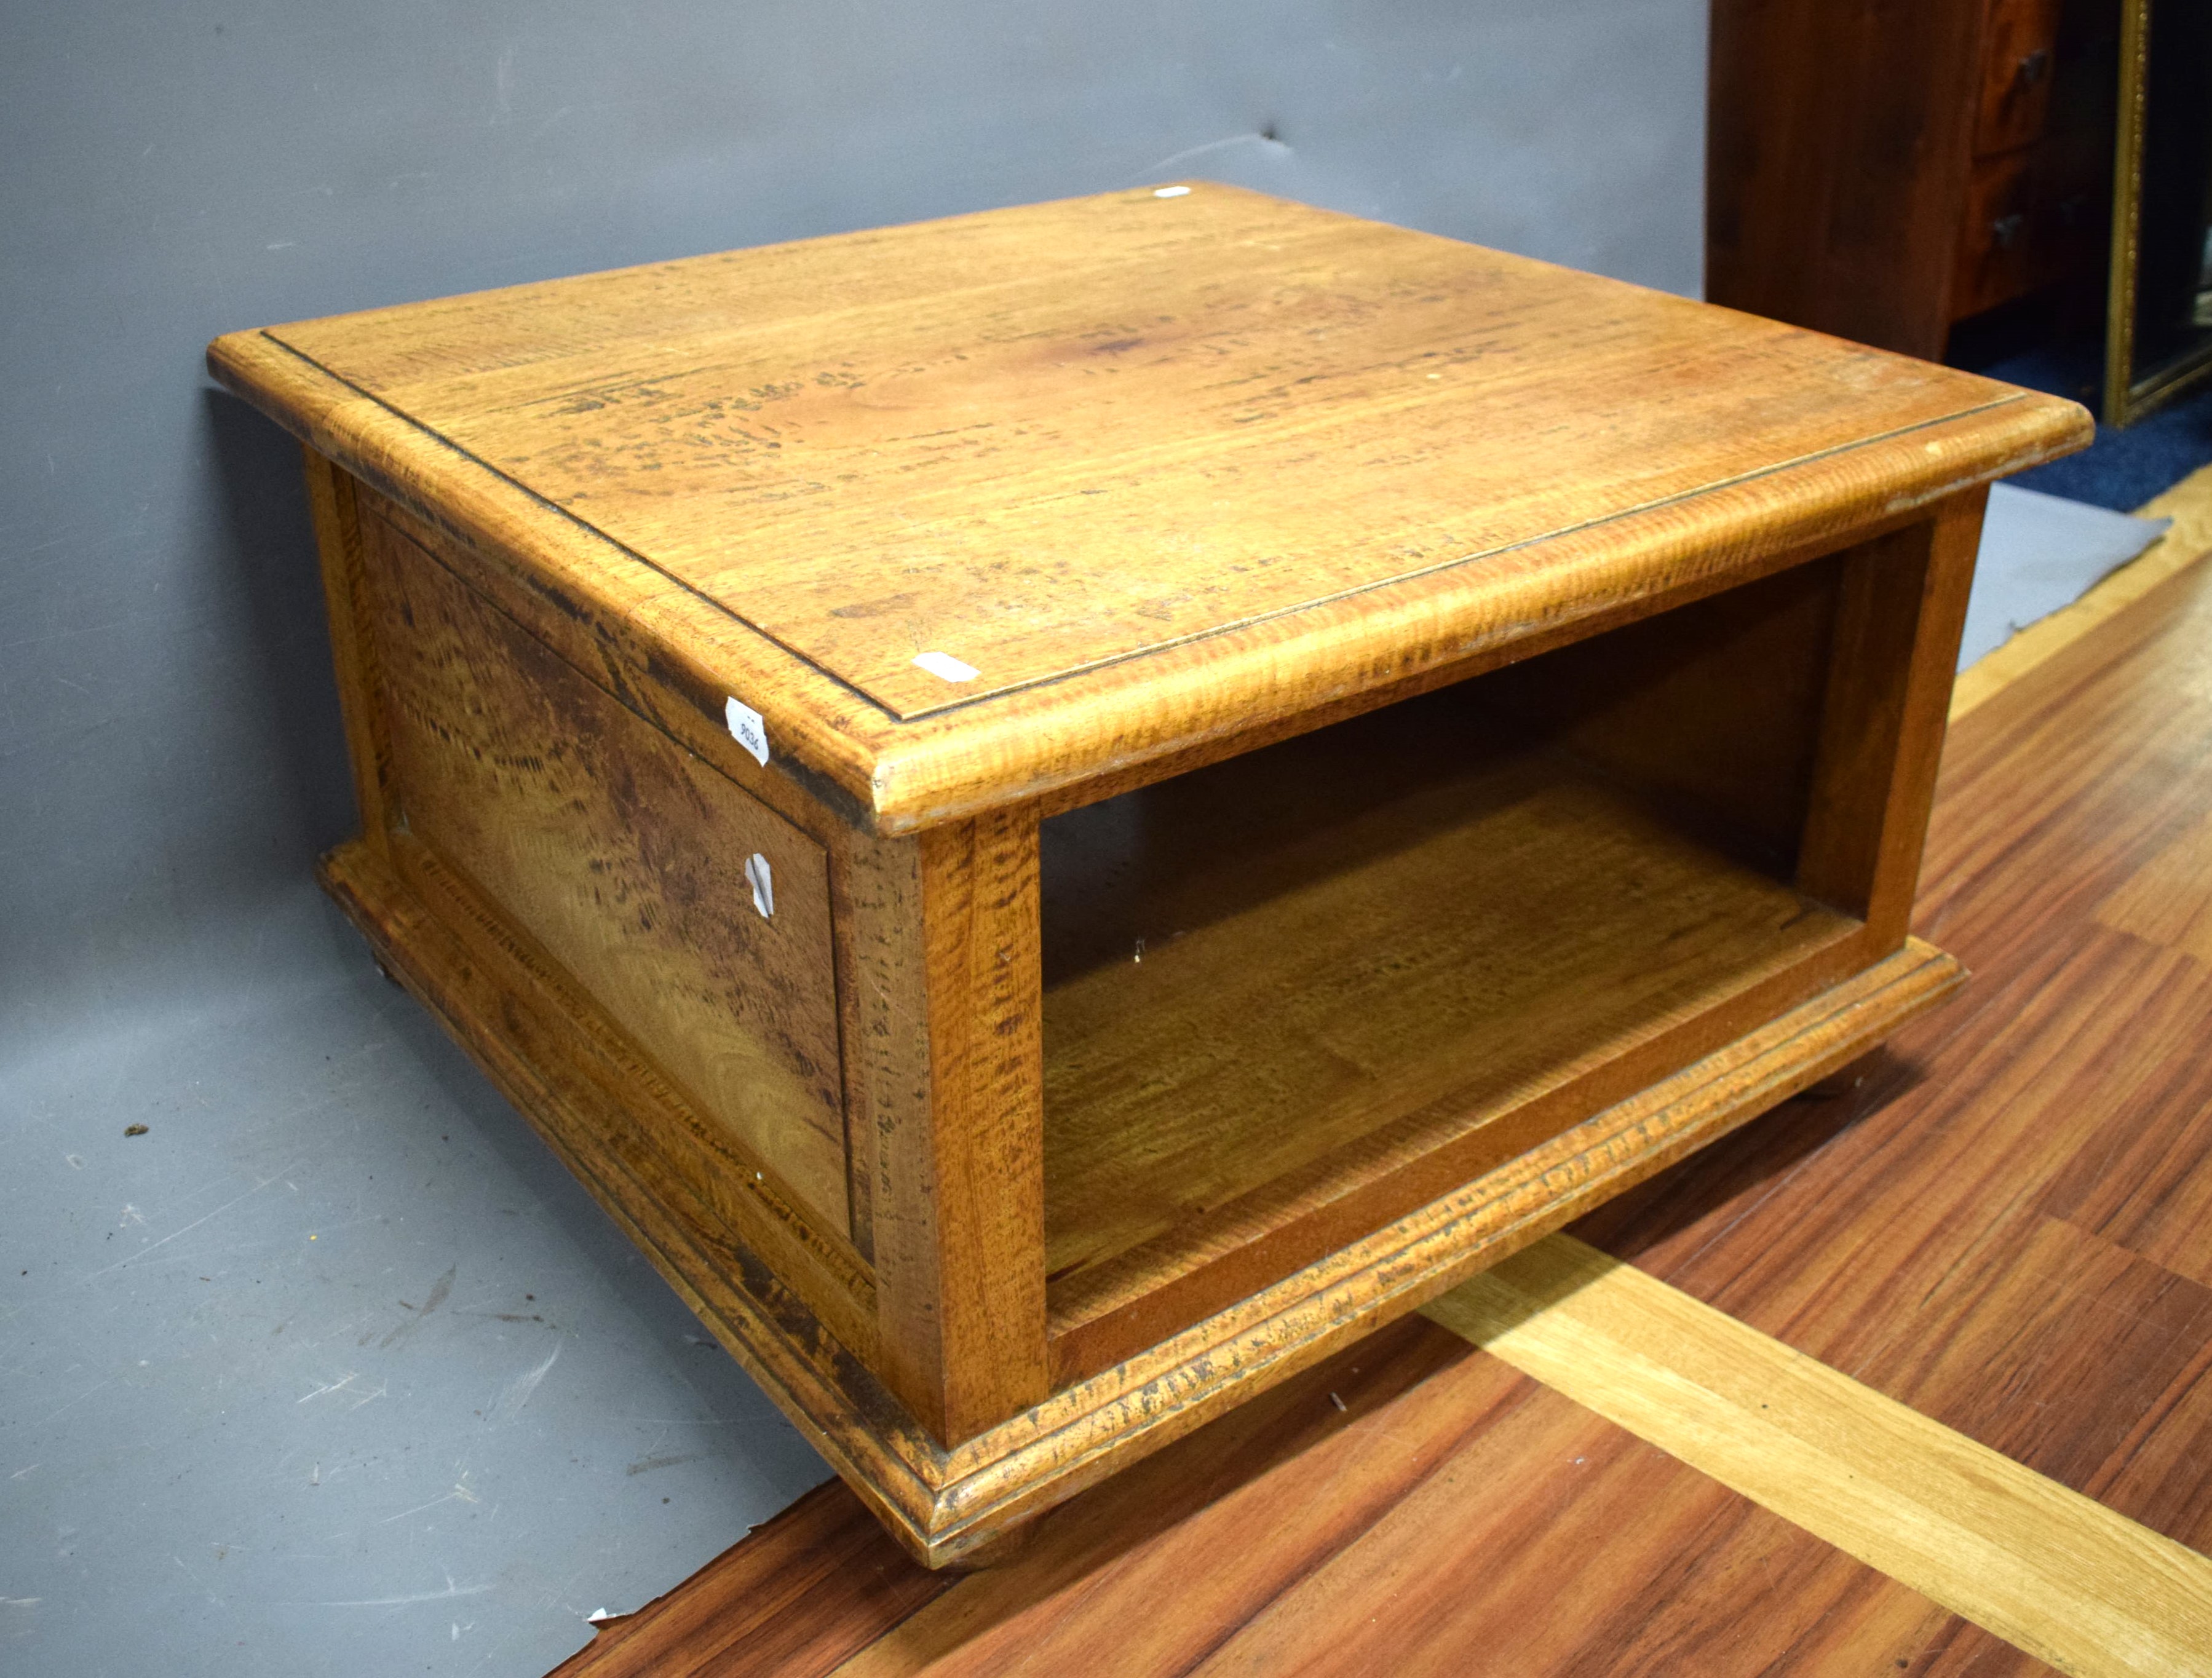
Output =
[
  {"x1": 320, "y1": 833, "x2": 1961, "y2": 1568},
  {"x1": 1042, "y1": 751, "x2": 1863, "y2": 1374}
]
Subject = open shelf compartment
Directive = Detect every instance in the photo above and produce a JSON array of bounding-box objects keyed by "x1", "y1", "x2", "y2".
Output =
[{"x1": 1039, "y1": 553, "x2": 1873, "y2": 1378}]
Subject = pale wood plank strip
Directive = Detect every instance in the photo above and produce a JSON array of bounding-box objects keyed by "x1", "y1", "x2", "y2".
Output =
[
  {"x1": 1424, "y1": 1232, "x2": 2212, "y2": 1678},
  {"x1": 1951, "y1": 462, "x2": 2212, "y2": 721}
]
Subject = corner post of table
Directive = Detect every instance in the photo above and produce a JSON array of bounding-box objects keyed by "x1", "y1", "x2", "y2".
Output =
[
  {"x1": 857, "y1": 804, "x2": 1050, "y2": 1447},
  {"x1": 1796, "y1": 485, "x2": 1989, "y2": 949},
  {"x1": 299, "y1": 447, "x2": 395, "y2": 857}
]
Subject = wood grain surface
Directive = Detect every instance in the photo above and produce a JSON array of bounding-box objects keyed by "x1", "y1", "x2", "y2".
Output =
[
  {"x1": 1951, "y1": 461, "x2": 2212, "y2": 720},
  {"x1": 1429, "y1": 1237, "x2": 2212, "y2": 1678},
  {"x1": 1794, "y1": 493, "x2": 1982, "y2": 951},
  {"x1": 868, "y1": 811, "x2": 1050, "y2": 1445},
  {"x1": 545, "y1": 520, "x2": 2212, "y2": 1674},
  {"x1": 1975, "y1": 0, "x2": 2064, "y2": 156},
  {"x1": 302, "y1": 449, "x2": 395, "y2": 858},
  {"x1": 548, "y1": 1482, "x2": 946, "y2": 1678},
  {"x1": 363, "y1": 500, "x2": 856, "y2": 1238},
  {"x1": 326, "y1": 782, "x2": 1963, "y2": 1567},
  {"x1": 1041, "y1": 733, "x2": 1855, "y2": 1283},
  {"x1": 1033, "y1": 521, "x2": 1962, "y2": 1380},
  {"x1": 210, "y1": 186, "x2": 2088, "y2": 831},
  {"x1": 1708, "y1": 0, "x2": 1986, "y2": 360},
  {"x1": 249, "y1": 183, "x2": 2109, "y2": 1581},
  {"x1": 254, "y1": 190, "x2": 2047, "y2": 719}
]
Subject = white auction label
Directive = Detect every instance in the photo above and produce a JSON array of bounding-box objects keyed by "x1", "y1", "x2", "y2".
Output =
[
  {"x1": 911, "y1": 650, "x2": 979, "y2": 683},
  {"x1": 744, "y1": 852, "x2": 775, "y2": 919},
  {"x1": 724, "y1": 696, "x2": 769, "y2": 766}
]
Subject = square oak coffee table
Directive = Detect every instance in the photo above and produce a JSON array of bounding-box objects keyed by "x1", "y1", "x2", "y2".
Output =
[{"x1": 211, "y1": 185, "x2": 2087, "y2": 1566}]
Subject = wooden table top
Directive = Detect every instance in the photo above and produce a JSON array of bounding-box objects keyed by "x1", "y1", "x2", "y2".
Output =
[{"x1": 212, "y1": 185, "x2": 2089, "y2": 829}]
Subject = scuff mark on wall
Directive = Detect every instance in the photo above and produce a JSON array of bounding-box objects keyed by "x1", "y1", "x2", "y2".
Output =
[{"x1": 492, "y1": 1343, "x2": 561, "y2": 1425}]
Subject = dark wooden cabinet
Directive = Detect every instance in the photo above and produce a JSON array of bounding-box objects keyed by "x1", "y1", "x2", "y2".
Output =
[{"x1": 1710, "y1": 0, "x2": 2118, "y2": 360}]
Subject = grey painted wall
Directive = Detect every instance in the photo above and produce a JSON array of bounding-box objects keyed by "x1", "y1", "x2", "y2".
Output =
[
  {"x1": 1, "y1": 0, "x2": 1704, "y2": 1032},
  {"x1": 1, "y1": 5, "x2": 1705, "y2": 1673}
]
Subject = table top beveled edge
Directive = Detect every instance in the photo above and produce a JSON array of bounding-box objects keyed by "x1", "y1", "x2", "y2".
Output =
[{"x1": 209, "y1": 277, "x2": 2090, "y2": 837}]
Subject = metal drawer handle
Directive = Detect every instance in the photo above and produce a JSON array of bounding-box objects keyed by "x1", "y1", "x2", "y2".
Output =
[{"x1": 1992, "y1": 213, "x2": 2028, "y2": 250}]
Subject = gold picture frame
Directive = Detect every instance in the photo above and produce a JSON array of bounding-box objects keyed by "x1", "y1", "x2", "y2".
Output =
[{"x1": 2103, "y1": 0, "x2": 2212, "y2": 427}]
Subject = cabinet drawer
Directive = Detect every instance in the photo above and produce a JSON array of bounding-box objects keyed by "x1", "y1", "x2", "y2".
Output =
[
  {"x1": 1976, "y1": 0, "x2": 2062, "y2": 156},
  {"x1": 1956, "y1": 150, "x2": 2039, "y2": 317},
  {"x1": 1953, "y1": 133, "x2": 2109, "y2": 320}
]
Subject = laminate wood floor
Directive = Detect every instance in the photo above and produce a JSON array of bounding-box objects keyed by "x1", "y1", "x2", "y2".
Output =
[{"x1": 554, "y1": 470, "x2": 2212, "y2": 1678}]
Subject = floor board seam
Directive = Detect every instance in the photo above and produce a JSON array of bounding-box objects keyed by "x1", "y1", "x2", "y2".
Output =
[{"x1": 1424, "y1": 1232, "x2": 2212, "y2": 1678}]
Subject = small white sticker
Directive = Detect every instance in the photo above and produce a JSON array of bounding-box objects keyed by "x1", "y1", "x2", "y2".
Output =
[
  {"x1": 911, "y1": 651, "x2": 979, "y2": 683},
  {"x1": 745, "y1": 852, "x2": 774, "y2": 919},
  {"x1": 1154, "y1": 185, "x2": 1191, "y2": 199},
  {"x1": 724, "y1": 696, "x2": 769, "y2": 766}
]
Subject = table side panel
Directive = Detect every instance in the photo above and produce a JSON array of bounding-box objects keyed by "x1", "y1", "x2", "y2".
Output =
[
  {"x1": 359, "y1": 504, "x2": 857, "y2": 1242},
  {"x1": 301, "y1": 451, "x2": 398, "y2": 855},
  {"x1": 1799, "y1": 489, "x2": 1986, "y2": 948},
  {"x1": 1478, "y1": 552, "x2": 1843, "y2": 873},
  {"x1": 362, "y1": 488, "x2": 863, "y2": 837}
]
